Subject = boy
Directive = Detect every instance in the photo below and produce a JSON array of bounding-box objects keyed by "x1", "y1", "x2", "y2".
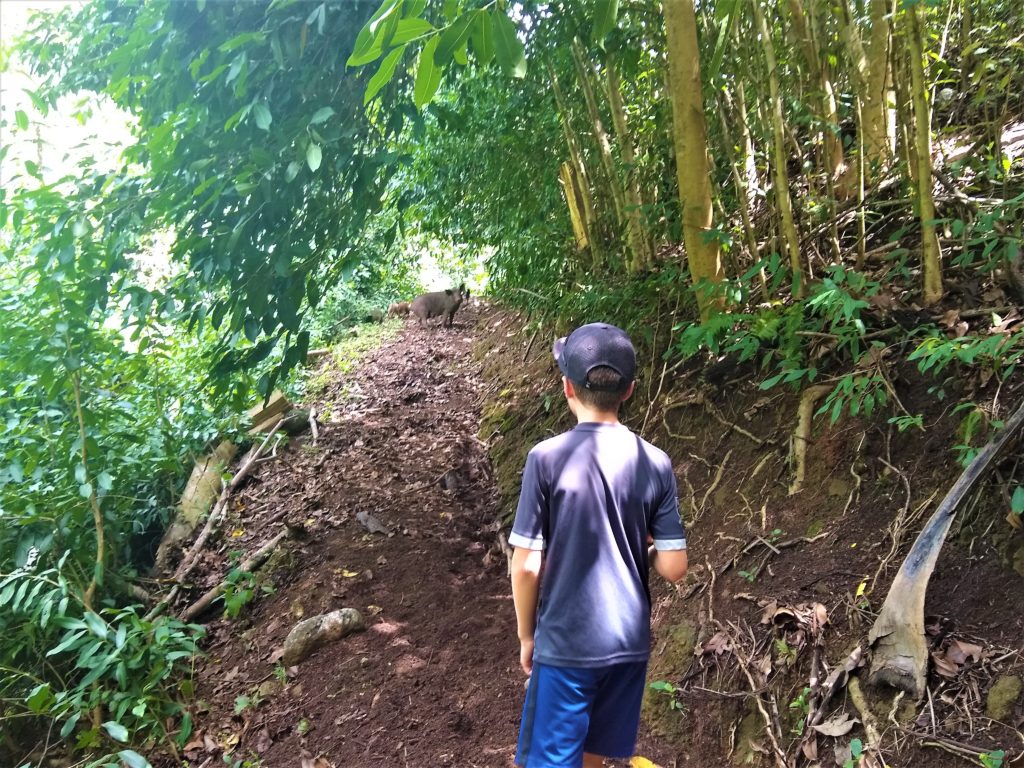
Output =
[{"x1": 509, "y1": 323, "x2": 688, "y2": 768}]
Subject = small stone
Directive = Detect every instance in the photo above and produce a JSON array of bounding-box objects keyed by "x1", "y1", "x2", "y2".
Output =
[
  {"x1": 282, "y1": 608, "x2": 366, "y2": 666},
  {"x1": 360, "y1": 657, "x2": 370, "y2": 667},
  {"x1": 986, "y1": 676, "x2": 1022, "y2": 721}
]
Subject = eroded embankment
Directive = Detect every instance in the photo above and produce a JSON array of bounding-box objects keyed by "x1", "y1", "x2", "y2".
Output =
[{"x1": 475, "y1": 307, "x2": 1024, "y2": 768}]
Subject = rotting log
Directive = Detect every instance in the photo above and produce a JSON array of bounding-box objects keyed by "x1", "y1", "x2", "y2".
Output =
[
  {"x1": 868, "y1": 400, "x2": 1024, "y2": 697},
  {"x1": 248, "y1": 389, "x2": 291, "y2": 433},
  {"x1": 154, "y1": 440, "x2": 237, "y2": 574},
  {"x1": 173, "y1": 419, "x2": 285, "y2": 583}
]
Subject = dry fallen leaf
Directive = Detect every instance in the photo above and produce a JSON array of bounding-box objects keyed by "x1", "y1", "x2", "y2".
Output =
[
  {"x1": 630, "y1": 758, "x2": 661, "y2": 768},
  {"x1": 801, "y1": 736, "x2": 818, "y2": 761},
  {"x1": 813, "y1": 602, "x2": 829, "y2": 628},
  {"x1": 701, "y1": 631, "x2": 732, "y2": 656},
  {"x1": 931, "y1": 650, "x2": 960, "y2": 678},
  {"x1": 946, "y1": 639, "x2": 983, "y2": 665},
  {"x1": 811, "y1": 711, "x2": 858, "y2": 737}
]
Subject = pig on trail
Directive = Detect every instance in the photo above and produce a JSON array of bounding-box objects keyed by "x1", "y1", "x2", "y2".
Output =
[
  {"x1": 410, "y1": 284, "x2": 468, "y2": 328},
  {"x1": 387, "y1": 301, "x2": 411, "y2": 317}
]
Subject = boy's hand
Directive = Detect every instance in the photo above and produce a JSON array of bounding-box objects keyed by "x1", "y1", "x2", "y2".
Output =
[{"x1": 519, "y1": 637, "x2": 535, "y2": 676}]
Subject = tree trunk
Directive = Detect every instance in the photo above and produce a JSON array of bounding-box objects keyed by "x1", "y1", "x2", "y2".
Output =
[
  {"x1": 786, "y1": 0, "x2": 845, "y2": 189},
  {"x1": 547, "y1": 59, "x2": 600, "y2": 266},
  {"x1": 604, "y1": 52, "x2": 653, "y2": 271},
  {"x1": 840, "y1": 0, "x2": 895, "y2": 179},
  {"x1": 903, "y1": 1, "x2": 944, "y2": 305},
  {"x1": 752, "y1": 0, "x2": 805, "y2": 299},
  {"x1": 570, "y1": 39, "x2": 626, "y2": 242},
  {"x1": 559, "y1": 161, "x2": 590, "y2": 253},
  {"x1": 664, "y1": 0, "x2": 723, "y2": 317},
  {"x1": 716, "y1": 91, "x2": 769, "y2": 302}
]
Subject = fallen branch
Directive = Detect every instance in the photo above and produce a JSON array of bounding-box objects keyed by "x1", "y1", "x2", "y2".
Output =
[
  {"x1": 807, "y1": 645, "x2": 864, "y2": 727},
  {"x1": 180, "y1": 528, "x2": 289, "y2": 622},
  {"x1": 868, "y1": 399, "x2": 1024, "y2": 697},
  {"x1": 173, "y1": 419, "x2": 285, "y2": 583}
]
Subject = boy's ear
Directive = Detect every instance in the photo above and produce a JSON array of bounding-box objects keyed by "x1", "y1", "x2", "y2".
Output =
[
  {"x1": 562, "y1": 376, "x2": 575, "y2": 400},
  {"x1": 621, "y1": 381, "x2": 636, "y2": 402}
]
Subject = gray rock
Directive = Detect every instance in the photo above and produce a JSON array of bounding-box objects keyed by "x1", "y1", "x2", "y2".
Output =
[{"x1": 282, "y1": 608, "x2": 366, "y2": 666}]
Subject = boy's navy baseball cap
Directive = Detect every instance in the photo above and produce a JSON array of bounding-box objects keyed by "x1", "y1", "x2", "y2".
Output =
[{"x1": 551, "y1": 323, "x2": 636, "y2": 391}]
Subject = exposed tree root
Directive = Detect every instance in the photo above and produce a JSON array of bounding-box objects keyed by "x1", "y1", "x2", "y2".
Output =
[{"x1": 788, "y1": 384, "x2": 832, "y2": 495}]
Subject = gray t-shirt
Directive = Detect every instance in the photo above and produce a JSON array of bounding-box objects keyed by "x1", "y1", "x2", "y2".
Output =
[{"x1": 509, "y1": 422, "x2": 686, "y2": 667}]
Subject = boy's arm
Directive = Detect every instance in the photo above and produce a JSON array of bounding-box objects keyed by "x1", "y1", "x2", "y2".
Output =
[
  {"x1": 511, "y1": 546, "x2": 543, "y2": 675},
  {"x1": 649, "y1": 545, "x2": 688, "y2": 583},
  {"x1": 649, "y1": 462, "x2": 688, "y2": 583}
]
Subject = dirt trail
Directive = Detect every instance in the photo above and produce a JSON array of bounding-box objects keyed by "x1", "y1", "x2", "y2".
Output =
[{"x1": 184, "y1": 302, "x2": 534, "y2": 766}]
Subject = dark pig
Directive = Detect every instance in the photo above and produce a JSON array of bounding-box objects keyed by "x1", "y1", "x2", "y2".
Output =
[
  {"x1": 387, "y1": 301, "x2": 410, "y2": 317},
  {"x1": 410, "y1": 284, "x2": 468, "y2": 328}
]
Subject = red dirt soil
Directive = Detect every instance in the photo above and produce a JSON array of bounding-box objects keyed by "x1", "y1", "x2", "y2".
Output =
[
  {"x1": 177, "y1": 301, "x2": 1024, "y2": 768},
  {"x1": 179, "y1": 302, "x2": 677, "y2": 768}
]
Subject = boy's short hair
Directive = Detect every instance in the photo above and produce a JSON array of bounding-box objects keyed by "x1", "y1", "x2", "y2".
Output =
[{"x1": 573, "y1": 365, "x2": 629, "y2": 412}]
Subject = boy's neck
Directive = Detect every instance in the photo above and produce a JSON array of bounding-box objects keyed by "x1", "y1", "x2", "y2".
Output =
[{"x1": 572, "y1": 403, "x2": 621, "y2": 425}]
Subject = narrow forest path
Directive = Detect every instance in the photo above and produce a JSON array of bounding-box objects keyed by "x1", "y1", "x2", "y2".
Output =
[{"x1": 183, "y1": 303, "x2": 673, "y2": 768}]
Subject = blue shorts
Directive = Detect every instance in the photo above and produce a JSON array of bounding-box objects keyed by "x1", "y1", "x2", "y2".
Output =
[{"x1": 515, "y1": 660, "x2": 648, "y2": 768}]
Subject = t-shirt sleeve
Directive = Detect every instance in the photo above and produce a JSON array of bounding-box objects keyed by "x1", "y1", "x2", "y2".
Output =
[
  {"x1": 508, "y1": 449, "x2": 546, "y2": 551},
  {"x1": 651, "y1": 468, "x2": 686, "y2": 551}
]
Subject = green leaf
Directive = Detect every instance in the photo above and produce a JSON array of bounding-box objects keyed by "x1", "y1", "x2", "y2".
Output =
[
  {"x1": 435, "y1": 11, "x2": 475, "y2": 65},
  {"x1": 1012, "y1": 486, "x2": 1024, "y2": 514},
  {"x1": 850, "y1": 738, "x2": 863, "y2": 758},
  {"x1": 414, "y1": 37, "x2": 442, "y2": 109},
  {"x1": 253, "y1": 103, "x2": 272, "y2": 130},
  {"x1": 707, "y1": 0, "x2": 739, "y2": 81},
  {"x1": 15, "y1": 109, "x2": 29, "y2": 130},
  {"x1": 79, "y1": 482, "x2": 93, "y2": 499},
  {"x1": 60, "y1": 712, "x2": 81, "y2": 739},
  {"x1": 285, "y1": 160, "x2": 301, "y2": 182},
  {"x1": 84, "y1": 611, "x2": 108, "y2": 639},
  {"x1": 390, "y1": 17, "x2": 433, "y2": 46},
  {"x1": 117, "y1": 750, "x2": 152, "y2": 768},
  {"x1": 363, "y1": 44, "x2": 407, "y2": 105},
  {"x1": 306, "y1": 143, "x2": 322, "y2": 172},
  {"x1": 492, "y1": 10, "x2": 526, "y2": 78},
  {"x1": 26, "y1": 683, "x2": 53, "y2": 713},
  {"x1": 591, "y1": 0, "x2": 620, "y2": 46},
  {"x1": 244, "y1": 316, "x2": 260, "y2": 343},
  {"x1": 347, "y1": 0, "x2": 400, "y2": 66},
  {"x1": 309, "y1": 106, "x2": 335, "y2": 125},
  {"x1": 103, "y1": 720, "x2": 129, "y2": 743},
  {"x1": 470, "y1": 10, "x2": 494, "y2": 66},
  {"x1": 97, "y1": 471, "x2": 113, "y2": 491}
]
